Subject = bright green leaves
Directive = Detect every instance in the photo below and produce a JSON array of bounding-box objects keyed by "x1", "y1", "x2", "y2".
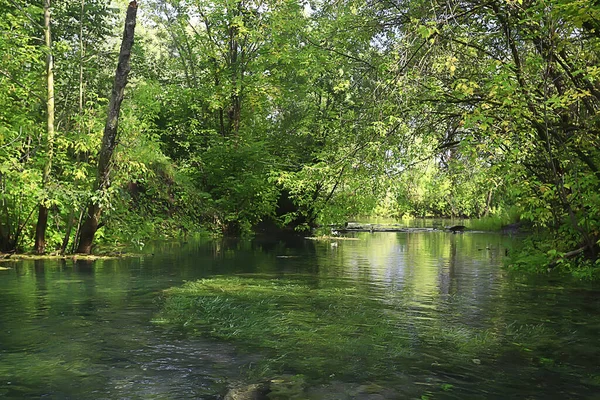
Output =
[
  {"x1": 417, "y1": 23, "x2": 438, "y2": 41},
  {"x1": 453, "y1": 79, "x2": 479, "y2": 98}
]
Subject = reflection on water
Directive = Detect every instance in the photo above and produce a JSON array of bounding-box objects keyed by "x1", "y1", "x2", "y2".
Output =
[{"x1": 0, "y1": 230, "x2": 599, "y2": 399}]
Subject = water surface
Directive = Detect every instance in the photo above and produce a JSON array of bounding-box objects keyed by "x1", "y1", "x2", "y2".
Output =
[{"x1": 0, "y1": 230, "x2": 599, "y2": 399}]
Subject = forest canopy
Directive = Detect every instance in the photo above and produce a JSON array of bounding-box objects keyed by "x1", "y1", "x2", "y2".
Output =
[{"x1": 1, "y1": 0, "x2": 599, "y2": 268}]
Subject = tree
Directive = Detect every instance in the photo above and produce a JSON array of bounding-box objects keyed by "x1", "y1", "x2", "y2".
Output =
[
  {"x1": 34, "y1": 0, "x2": 56, "y2": 254},
  {"x1": 76, "y1": 0, "x2": 137, "y2": 254},
  {"x1": 0, "y1": 1, "x2": 44, "y2": 252},
  {"x1": 372, "y1": 0, "x2": 600, "y2": 254},
  {"x1": 50, "y1": 0, "x2": 118, "y2": 253}
]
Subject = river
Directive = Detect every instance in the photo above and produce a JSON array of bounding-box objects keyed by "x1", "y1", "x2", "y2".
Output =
[{"x1": 0, "y1": 228, "x2": 599, "y2": 399}]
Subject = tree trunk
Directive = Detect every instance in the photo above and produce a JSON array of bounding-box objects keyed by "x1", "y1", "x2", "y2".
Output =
[
  {"x1": 35, "y1": 205, "x2": 49, "y2": 254},
  {"x1": 76, "y1": 0, "x2": 137, "y2": 254},
  {"x1": 34, "y1": 0, "x2": 55, "y2": 254},
  {"x1": 76, "y1": 203, "x2": 100, "y2": 254},
  {"x1": 71, "y1": 208, "x2": 85, "y2": 253},
  {"x1": 227, "y1": 2, "x2": 241, "y2": 135},
  {"x1": 60, "y1": 210, "x2": 75, "y2": 255},
  {"x1": 483, "y1": 189, "x2": 493, "y2": 217},
  {"x1": 79, "y1": 0, "x2": 85, "y2": 113}
]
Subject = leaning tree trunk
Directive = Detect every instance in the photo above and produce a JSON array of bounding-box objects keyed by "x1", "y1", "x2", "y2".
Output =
[
  {"x1": 34, "y1": 0, "x2": 55, "y2": 254},
  {"x1": 76, "y1": 0, "x2": 137, "y2": 254}
]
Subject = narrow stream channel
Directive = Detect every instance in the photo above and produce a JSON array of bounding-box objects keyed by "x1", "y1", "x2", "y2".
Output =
[{"x1": 1, "y1": 229, "x2": 599, "y2": 399}]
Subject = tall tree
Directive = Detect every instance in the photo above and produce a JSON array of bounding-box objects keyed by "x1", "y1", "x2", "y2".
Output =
[
  {"x1": 50, "y1": 0, "x2": 117, "y2": 253},
  {"x1": 76, "y1": 0, "x2": 138, "y2": 254},
  {"x1": 0, "y1": 1, "x2": 44, "y2": 252},
  {"x1": 34, "y1": 0, "x2": 55, "y2": 254}
]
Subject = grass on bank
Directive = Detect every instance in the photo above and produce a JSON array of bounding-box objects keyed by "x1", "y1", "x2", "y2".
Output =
[{"x1": 468, "y1": 207, "x2": 522, "y2": 231}]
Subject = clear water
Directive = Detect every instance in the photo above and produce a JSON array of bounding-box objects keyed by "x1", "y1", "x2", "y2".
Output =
[{"x1": 1, "y1": 230, "x2": 599, "y2": 399}]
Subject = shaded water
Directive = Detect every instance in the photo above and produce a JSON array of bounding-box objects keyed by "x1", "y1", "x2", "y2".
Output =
[{"x1": 1, "y1": 229, "x2": 599, "y2": 399}]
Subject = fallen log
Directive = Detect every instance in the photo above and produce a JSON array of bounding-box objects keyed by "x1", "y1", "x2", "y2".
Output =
[{"x1": 335, "y1": 224, "x2": 437, "y2": 233}]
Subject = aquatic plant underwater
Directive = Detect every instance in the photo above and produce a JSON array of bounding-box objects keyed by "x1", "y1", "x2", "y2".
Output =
[{"x1": 155, "y1": 275, "x2": 600, "y2": 398}]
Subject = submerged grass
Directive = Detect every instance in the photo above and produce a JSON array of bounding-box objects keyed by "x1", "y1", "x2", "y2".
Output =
[
  {"x1": 155, "y1": 276, "x2": 595, "y2": 396},
  {"x1": 155, "y1": 276, "x2": 505, "y2": 383},
  {"x1": 156, "y1": 277, "x2": 418, "y2": 381}
]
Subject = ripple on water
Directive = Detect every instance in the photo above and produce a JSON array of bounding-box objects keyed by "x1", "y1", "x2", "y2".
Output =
[{"x1": 0, "y1": 233, "x2": 599, "y2": 399}]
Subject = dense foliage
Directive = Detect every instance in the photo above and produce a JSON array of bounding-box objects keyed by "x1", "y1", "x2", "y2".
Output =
[{"x1": 0, "y1": 0, "x2": 598, "y2": 271}]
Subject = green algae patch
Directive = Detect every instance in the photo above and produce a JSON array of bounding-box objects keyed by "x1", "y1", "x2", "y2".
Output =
[{"x1": 156, "y1": 276, "x2": 412, "y2": 381}]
